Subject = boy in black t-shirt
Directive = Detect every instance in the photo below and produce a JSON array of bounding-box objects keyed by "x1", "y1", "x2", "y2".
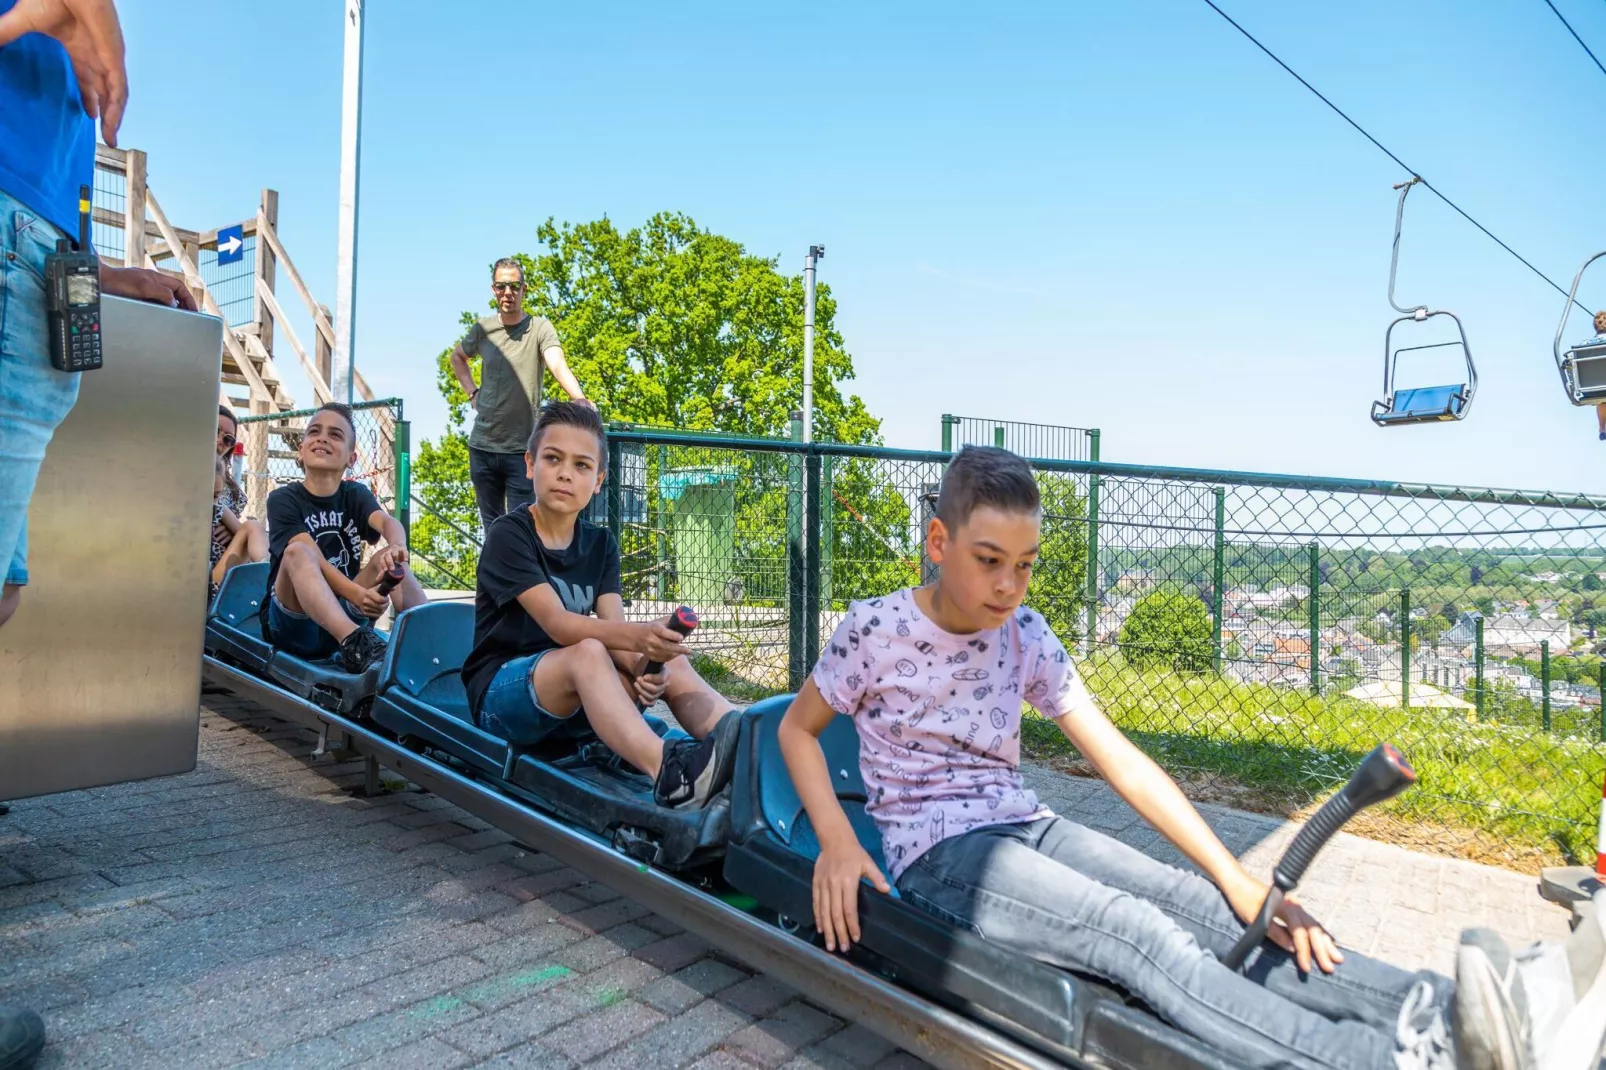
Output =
[
  {"x1": 265, "y1": 403, "x2": 427, "y2": 672},
  {"x1": 463, "y1": 402, "x2": 740, "y2": 809}
]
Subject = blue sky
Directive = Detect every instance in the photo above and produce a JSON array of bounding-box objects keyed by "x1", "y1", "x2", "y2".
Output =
[{"x1": 114, "y1": 0, "x2": 1606, "y2": 491}]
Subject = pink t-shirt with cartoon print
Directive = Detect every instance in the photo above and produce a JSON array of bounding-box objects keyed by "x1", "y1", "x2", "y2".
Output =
[{"x1": 811, "y1": 587, "x2": 1082, "y2": 880}]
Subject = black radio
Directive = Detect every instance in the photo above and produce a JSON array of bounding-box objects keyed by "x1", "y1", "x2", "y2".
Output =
[{"x1": 45, "y1": 184, "x2": 102, "y2": 374}]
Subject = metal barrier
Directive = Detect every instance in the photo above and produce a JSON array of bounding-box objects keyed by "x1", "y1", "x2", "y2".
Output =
[
  {"x1": 560, "y1": 428, "x2": 1606, "y2": 867},
  {"x1": 235, "y1": 399, "x2": 406, "y2": 528},
  {"x1": 942, "y1": 413, "x2": 1100, "y2": 462}
]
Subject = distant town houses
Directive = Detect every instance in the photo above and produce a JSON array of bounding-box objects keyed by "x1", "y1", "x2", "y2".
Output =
[{"x1": 1443, "y1": 612, "x2": 1572, "y2": 656}]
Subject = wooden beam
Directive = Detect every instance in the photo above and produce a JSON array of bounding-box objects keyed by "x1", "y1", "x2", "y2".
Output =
[
  {"x1": 123, "y1": 148, "x2": 147, "y2": 268},
  {"x1": 94, "y1": 143, "x2": 126, "y2": 171},
  {"x1": 253, "y1": 189, "x2": 279, "y2": 355},
  {"x1": 252, "y1": 278, "x2": 331, "y2": 404}
]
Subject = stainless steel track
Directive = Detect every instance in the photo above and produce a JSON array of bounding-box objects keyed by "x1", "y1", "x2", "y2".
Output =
[{"x1": 202, "y1": 657, "x2": 1075, "y2": 1070}]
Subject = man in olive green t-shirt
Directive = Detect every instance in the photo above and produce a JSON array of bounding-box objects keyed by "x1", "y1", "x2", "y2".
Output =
[{"x1": 449, "y1": 258, "x2": 591, "y2": 530}]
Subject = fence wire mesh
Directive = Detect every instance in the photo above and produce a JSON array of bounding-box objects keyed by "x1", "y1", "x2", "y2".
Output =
[{"x1": 410, "y1": 427, "x2": 1606, "y2": 866}]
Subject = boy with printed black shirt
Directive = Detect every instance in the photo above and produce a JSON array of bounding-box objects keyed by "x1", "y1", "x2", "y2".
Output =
[
  {"x1": 265, "y1": 403, "x2": 427, "y2": 672},
  {"x1": 463, "y1": 401, "x2": 740, "y2": 809}
]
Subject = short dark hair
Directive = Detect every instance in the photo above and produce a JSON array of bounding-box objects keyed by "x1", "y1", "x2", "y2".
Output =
[
  {"x1": 528, "y1": 400, "x2": 606, "y2": 457},
  {"x1": 492, "y1": 257, "x2": 524, "y2": 284},
  {"x1": 936, "y1": 445, "x2": 1040, "y2": 530},
  {"x1": 313, "y1": 402, "x2": 356, "y2": 440}
]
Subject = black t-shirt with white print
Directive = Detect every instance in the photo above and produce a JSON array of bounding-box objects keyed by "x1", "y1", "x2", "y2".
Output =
[
  {"x1": 264, "y1": 480, "x2": 383, "y2": 627},
  {"x1": 462, "y1": 507, "x2": 621, "y2": 719}
]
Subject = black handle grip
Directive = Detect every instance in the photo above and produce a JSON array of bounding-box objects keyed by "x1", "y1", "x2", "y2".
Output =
[
  {"x1": 375, "y1": 565, "x2": 405, "y2": 597},
  {"x1": 643, "y1": 605, "x2": 698, "y2": 675},
  {"x1": 1274, "y1": 743, "x2": 1415, "y2": 891},
  {"x1": 1220, "y1": 743, "x2": 1414, "y2": 972}
]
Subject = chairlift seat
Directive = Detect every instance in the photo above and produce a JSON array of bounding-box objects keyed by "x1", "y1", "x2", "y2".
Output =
[
  {"x1": 204, "y1": 562, "x2": 274, "y2": 675},
  {"x1": 1560, "y1": 336, "x2": 1606, "y2": 405},
  {"x1": 370, "y1": 602, "x2": 728, "y2": 870},
  {"x1": 1371, "y1": 384, "x2": 1469, "y2": 426},
  {"x1": 720, "y1": 699, "x2": 1233, "y2": 1070}
]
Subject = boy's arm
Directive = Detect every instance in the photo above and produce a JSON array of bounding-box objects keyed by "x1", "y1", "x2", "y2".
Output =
[
  {"x1": 778, "y1": 680, "x2": 890, "y2": 952},
  {"x1": 514, "y1": 584, "x2": 687, "y2": 663},
  {"x1": 367, "y1": 508, "x2": 409, "y2": 571},
  {"x1": 593, "y1": 593, "x2": 647, "y2": 674},
  {"x1": 1057, "y1": 700, "x2": 1343, "y2": 973},
  {"x1": 286, "y1": 533, "x2": 367, "y2": 604}
]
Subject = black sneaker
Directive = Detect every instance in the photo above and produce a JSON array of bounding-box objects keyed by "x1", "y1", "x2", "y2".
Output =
[
  {"x1": 337, "y1": 628, "x2": 388, "y2": 674},
  {"x1": 0, "y1": 1004, "x2": 44, "y2": 1070},
  {"x1": 653, "y1": 713, "x2": 740, "y2": 809}
]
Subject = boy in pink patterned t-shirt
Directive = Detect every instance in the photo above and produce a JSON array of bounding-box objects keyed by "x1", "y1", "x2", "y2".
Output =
[{"x1": 777, "y1": 446, "x2": 1589, "y2": 1070}]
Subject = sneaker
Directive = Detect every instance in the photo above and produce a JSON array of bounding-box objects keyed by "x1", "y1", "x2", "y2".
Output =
[
  {"x1": 1394, "y1": 979, "x2": 1455, "y2": 1070},
  {"x1": 1454, "y1": 928, "x2": 1534, "y2": 1070},
  {"x1": 1536, "y1": 890, "x2": 1606, "y2": 1070},
  {"x1": 337, "y1": 628, "x2": 388, "y2": 674},
  {"x1": 0, "y1": 1004, "x2": 44, "y2": 1070},
  {"x1": 653, "y1": 713, "x2": 740, "y2": 809}
]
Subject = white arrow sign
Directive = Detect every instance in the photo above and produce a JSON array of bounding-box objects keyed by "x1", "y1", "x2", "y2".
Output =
[{"x1": 217, "y1": 234, "x2": 243, "y2": 257}]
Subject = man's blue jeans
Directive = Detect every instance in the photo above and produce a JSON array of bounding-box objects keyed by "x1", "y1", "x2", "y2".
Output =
[
  {"x1": 897, "y1": 816, "x2": 1452, "y2": 1070},
  {"x1": 0, "y1": 189, "x2": 81, "y2": 589}
]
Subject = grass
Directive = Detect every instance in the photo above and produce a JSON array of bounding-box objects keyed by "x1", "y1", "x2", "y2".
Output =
[{"x1": 1020, "y1": 653, "x2": 1606, "y2": 868}]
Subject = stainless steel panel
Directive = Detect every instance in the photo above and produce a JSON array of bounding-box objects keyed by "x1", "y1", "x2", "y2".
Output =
[{"x1": 1, "y1": 296, "x2": 222, "y2": 798}]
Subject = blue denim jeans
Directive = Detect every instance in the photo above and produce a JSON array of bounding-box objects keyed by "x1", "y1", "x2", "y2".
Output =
[
  {"x1": 0, "y1": 189, "x2": 82, "y2": 588},
  {"x1": 896, "y1": 817, "x2": 1452, "y2": 1070}
]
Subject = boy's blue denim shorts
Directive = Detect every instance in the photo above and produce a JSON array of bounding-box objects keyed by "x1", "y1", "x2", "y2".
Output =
[
  {"x1": 267, "y1": 596, "x2": 370, "y2": 661},
  {"x1": 0, "y1": 189, "x2": 83, "y2": 588},
  {"x1": 478, "y1": 651, "x2": 591, "y2": 747}
]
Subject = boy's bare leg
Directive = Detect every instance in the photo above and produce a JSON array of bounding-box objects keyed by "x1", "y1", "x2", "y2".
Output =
[
  {"x1": 657, "y1": 655, "x2": 732, "y2": 739},
  {"x1": 242, "y1": 519, "x2": 268, "y2": 562},
  {"x1": 531, "y1": 639, "x2": 666, "y2": 777},
  {"x1": 212, "y1": 525, "x2": 252, "y2": 586},
  {"x1": 275, "y1": 542, "x2": 361, "y2": 643}
]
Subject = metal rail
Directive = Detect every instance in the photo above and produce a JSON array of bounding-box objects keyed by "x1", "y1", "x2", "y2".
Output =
[{"x1": 201, "y1": 657, "x2": 1074, "y2": 1070}]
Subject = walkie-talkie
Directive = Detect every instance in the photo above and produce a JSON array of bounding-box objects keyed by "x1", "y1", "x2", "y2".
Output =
[{"x1": 46, "y1": 184, "x2": 102, "y2": 373}]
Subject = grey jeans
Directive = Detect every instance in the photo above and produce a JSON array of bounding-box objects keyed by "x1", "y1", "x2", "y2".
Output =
[{"x1": 895, "y1": 817, "x2": 1450, "y2": 1070}]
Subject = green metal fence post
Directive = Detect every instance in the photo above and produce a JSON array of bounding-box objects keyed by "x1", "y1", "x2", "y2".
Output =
[
  {"x1": 1400, "y1": 589, "x2": 1411, "y2": 711},
  {"x1": 993, "y1": 425, "x2": 1005, "y2": 448},
  {"x1": 1475, "y1": 615, "x2": 1485, "y2": 720},
  {"x1": 787, "y1": 414, "x2": 805, "y2": 690},
  {"x1": 1308, "y1": 541, "x2": 1320, "y2": 696},
  {"x1": 1599, "y1": 661, "x2": 1605, "y2": 743},
  {"x1": 804, "y1": 452, "x2": 823, "y2": 672},
  {"x1": 1211, "y1": 487, "x2": 1226, "y2": 674},
  {"x1": 820, "y1": 453, "x2": 835, "y2": 608},
  {"x1": 940, "y1": 414, "x2": 956, "y2": 453},
  {"x1": 1084, "y1": 431, "x2": 1102, "y2": 656},
  {"x1": 1541, "y1": 639, "x2": 1551, "y2": 733},
  {"x1": 606, "y1": 438, "x2": 622, "y2": 550},
  {"x1": 394, "y1": 419, "x2": 411, "y2": 541}
]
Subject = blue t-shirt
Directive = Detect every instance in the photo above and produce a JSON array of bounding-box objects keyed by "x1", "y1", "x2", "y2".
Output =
[{"x1": 0, "y1": 0, "x2": 95, "y2": 236}]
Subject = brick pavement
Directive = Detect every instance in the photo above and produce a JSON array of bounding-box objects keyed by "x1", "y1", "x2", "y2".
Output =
[{"x1": 0, "y1": 694, "x2": 1573, "y2": 1068}]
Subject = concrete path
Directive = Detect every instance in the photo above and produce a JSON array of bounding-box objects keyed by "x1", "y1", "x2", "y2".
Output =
[{"x1": 0, "y1": 694, "x2": 1573, "y2": 1069}]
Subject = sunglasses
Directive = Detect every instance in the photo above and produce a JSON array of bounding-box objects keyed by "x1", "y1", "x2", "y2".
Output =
[
  {"x1": 218, "y1": 431, "x2": 237, "y2": 450},
  {"x1": 492, "y1": 282, "x2": 523, "y2": 293}
]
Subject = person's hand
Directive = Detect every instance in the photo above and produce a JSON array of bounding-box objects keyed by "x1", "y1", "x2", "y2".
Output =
[
  {"x1": 630, "y1": 668, "x2": 669, "y2": 707},
  {"x1": 1222, "y1": 871, "x2": 1343, "y2": 975},
  {"x1": 574, "y1": 397, "x2": 596, "y2": 411},
  {"x1": 634, "y1": 622, "x2": 690, "y2": 663},
  {"x1": 351, "y1": 585, "x2": 389, "y2": 619},
  {"x1": 813, "y1": 838, "x2": 890, "y2": 952},
  {"x1": 370, "y1": 544, "x2": 408, "y2": 573},
  {"x1": 101, "y1": 266, "x2": 199, "y2": 311},
  {"x1": 0, "y1": 0, "x2": 127, "y2": 146}
]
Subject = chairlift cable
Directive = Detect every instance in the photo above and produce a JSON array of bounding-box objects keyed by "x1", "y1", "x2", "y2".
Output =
[
  {"x1": 1198, "y1": 0, "x2": 1591, "y2": 316},
  {"x1": 1539, "y1": 0, "x2": 1606, "y2": 80}
]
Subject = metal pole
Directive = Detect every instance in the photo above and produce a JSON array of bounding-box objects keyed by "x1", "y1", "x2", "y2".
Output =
[
  {"x1": 802, "y1": 245, "x2": 824, "y2": 445},
  {"x1": 1211, "y1": 488, "x2": 1226, "y2": 674},
  {"x1": 941, "y1": 414, "x2": 956, "y2": 453},
  {"x1": 1308, "y1": 541, "x2": 1320, "y2": 696},
  {"x1": 1474, "y1": 615, "x2": 1485, "y2": 720},
  {"x1": 332, "y1": 0, "x2": 366, "y2": 405},
  {"x1": 787, "y1": 413, "x2": 805, "y2": 690},
  {"x1": 993, "y1": 426, "x2": 1005, "y2": 448},
  {"x1": 1541, "y1": 639, "x2": 1551, "y2": 733},
  {"x1": 394, "y1": 419, "x2": 411, "y2": 541},
  {"x1": 1598, "y1": 661, "x2": 1605, "y2": 744},
  {"x1": 1400, "y1": 589, "x2": 1411, "y2": 711},
  {"x1": 1083, "y1": 431, "x2": 1101, "y2": 657}
]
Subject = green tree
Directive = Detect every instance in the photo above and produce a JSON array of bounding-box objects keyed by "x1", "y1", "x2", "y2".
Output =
[
  {"x1": 1028, "y1": 473, "x2": 1089, "y2": 644},
  {"x1": 413, "y1": 212, "x2": 882, "y2": 583},
  {"x1": 1118, "y1": 587, "x2": 1214, "y2": 673}
]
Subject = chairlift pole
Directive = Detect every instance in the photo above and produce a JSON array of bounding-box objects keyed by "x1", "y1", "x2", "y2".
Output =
[
  {"x1": 332, "y1": 0, "x2": 366, "y2": 405},
  {"x1": 802, "y1": 246, "x2": 824, "y2": 444}
]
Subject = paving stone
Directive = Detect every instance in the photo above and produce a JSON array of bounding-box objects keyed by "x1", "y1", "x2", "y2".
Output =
[
  {"x1": 634, "y1": 931, "x2": 714, "y2": 972},
  {"x1": 814, "y1": 1023, "x2": 900, "y2": 1068},
  {"x1": 585, "y1": 997, "x2": 754, "y2": 1070},
  {"x1": 717, "y1": 976, "x2": 799, "y2": 1018},
  {"x1": 723, "y1": 1001, "x2": 843, "y2": 1066},
  {"x1": 462, "y1": 1042, "x2": 574, "y2": 1069},
  {"x1": 541, "y1": 998, "x2": 668, "y2": 1061},
  {"x1": 642, "y1": 958, "x2": 750, "y2": 1014}
]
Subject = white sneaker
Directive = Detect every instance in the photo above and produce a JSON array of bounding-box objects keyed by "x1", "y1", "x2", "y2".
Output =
[
  {"x1": 1395, "y1": 979, "x2": 1455, "y2": 1070},
  {"x1": 1537, "y1": 891, "x2": 1606, "y2": 1070},
  {"x1": 1454, "y1": 928, "x2": 1535, "y2": 1070}
]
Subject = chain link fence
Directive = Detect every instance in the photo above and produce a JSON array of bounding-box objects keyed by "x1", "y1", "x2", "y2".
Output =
[{"x1": 564, "y1": 430, "x2": 1606, "y2": 867}]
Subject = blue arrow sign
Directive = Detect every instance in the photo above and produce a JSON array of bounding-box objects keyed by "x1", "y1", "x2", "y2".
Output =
[{"x1": 216, "y1": 225, "x2": 245, "y2": 266}]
